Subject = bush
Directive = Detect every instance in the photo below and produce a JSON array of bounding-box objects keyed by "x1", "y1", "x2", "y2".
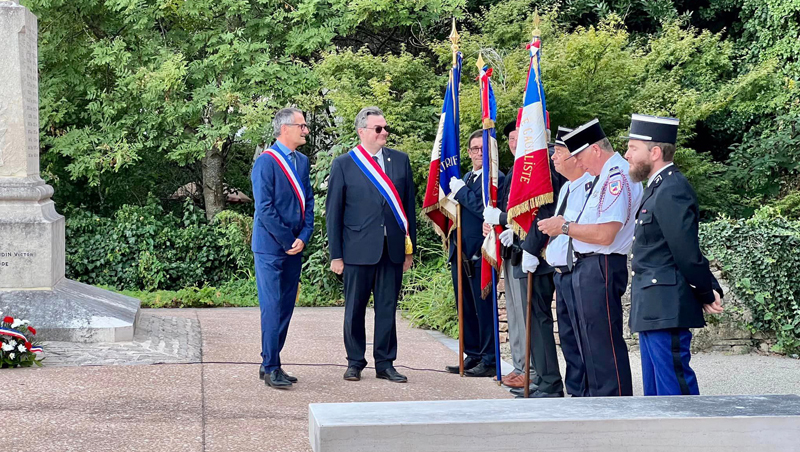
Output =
[
  {"x1": 399, "y1": 252, "x2": 459, "y2": 338},
  {"x1": 700, "y1": 211, "x2": 800, "y2": 354},
  {"x1": 66, "y1": 200, "x2": 252, "y2": 291}
]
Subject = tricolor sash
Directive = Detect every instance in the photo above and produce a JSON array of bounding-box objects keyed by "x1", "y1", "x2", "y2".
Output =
[
  {"x1": 348, "y1": 145, "x2": 413, "y2": 254},
  {"x1": 261, "y1": 147, "x2": 306, "y2": 220}
]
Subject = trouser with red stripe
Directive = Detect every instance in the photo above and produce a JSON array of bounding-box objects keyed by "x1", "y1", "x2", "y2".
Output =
[
  {"x1": 639, "y1": 328, "x2": 699, "y2": 396},
  {"x1": 572, "y1": 253, "x2": 633, "y2": 397}
]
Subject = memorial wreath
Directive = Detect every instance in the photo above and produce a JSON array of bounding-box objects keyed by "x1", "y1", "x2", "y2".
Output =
[{"x1": 0, "y1": 314, "x2": 43, "y2": 368}]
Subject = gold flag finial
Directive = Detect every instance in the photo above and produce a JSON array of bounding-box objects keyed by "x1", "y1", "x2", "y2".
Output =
[
  {"x1": 449, "y1": 18, "x2": 460, "y2": 65},
  {"x1": 476, "y1": 52, "x2": 485, "y2": 70},
  {"x1": 449, "y1": 18, "x2": 460, "y2": 48},
  {"x1": 532, "y1": 9, "x2": 541, "y2": 38}
]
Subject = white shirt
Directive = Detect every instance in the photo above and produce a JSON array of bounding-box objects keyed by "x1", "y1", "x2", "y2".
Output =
[
  {"x1": 371, "y1": 148, "x2": 386, "y2": 171},
  {"x1": 647, "y1": 162, "x2": 674, "y2": 186},
  {"x1": 469, "y1": 168, "x2": 483, "y2": 183},
  {"x1": 573, "y1": 152, "x2": 643, "y2": 255},
  {"x1": 545, "y1": 173, "x2": 594, "y2": 266}
]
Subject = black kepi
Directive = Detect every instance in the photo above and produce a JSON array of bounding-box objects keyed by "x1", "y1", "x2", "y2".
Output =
[{"x1": 621, "y1": 114, "x2": 679, "y2": 144}]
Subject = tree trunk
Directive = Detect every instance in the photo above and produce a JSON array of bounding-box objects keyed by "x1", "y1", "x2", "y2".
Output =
[{"x1": 201, "y1": 147, "x2": 225, "y2": 221}]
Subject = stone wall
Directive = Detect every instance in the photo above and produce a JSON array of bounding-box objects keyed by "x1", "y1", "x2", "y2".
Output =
[{"x1": 498, "y1": 267, "x2": 766, "y2": 354}]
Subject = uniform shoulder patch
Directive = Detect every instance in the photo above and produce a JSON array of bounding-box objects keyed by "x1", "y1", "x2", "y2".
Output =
[{"x1": 609, "y1": 178, "x2": 622, "y2": 196}]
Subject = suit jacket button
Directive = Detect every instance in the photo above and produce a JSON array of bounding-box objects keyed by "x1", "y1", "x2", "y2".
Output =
[{"x1": 651, "y1": 278, "x2": 657, "y2": 284}]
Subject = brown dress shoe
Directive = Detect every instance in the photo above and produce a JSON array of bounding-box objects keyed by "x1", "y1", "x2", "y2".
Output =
[{"x1": 502, "y1": 371, "x2": 526, "y2": 388}]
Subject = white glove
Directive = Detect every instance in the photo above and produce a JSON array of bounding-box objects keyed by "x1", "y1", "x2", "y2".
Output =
[
  {"x1": 522, "y1": 251, "x2": 539, "y2": 274},
  {"x1": 499, "y1": 226, "x2": 515, "y2": 247},
  {"x1": 483, "y1": 206, "x2": 502, "y2": 225},
  {"x1": 448, "y1": 176, "x2": 466, "y2": 196}
]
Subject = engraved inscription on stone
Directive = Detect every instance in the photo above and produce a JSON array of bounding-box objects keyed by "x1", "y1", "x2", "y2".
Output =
[
  {"x1": 0, "y1": 251, "x2": 36, "y2": 269},
  {"x1": 21, "y1": 17, "x2": 39, "y2": 169}
]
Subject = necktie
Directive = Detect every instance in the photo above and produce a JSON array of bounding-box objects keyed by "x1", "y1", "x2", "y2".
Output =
[
  {"x1": 288, "y1": 151, "x2": 297, "y2": 170},
  {"x1": 567, "y1": 176, "x2": 600, "y2": 271},
  {"x1": 372, "y1": 155, "x2": 380, "y2": 168},
  {"x1": 372, "y1": 156, "x2": 386, "y2": 206}
]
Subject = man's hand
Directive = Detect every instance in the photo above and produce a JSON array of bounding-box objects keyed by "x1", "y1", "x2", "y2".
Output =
[
  {"x1": 703, "y1": 290, "x2": 724, "y2": 315},
  {"x1": 522, "y1": 251, "x2": 539, "y2": 273},
  {"x1": 483, "y1": 206, "x2": 502, "y2": 226},
  {"x1": 403, "y1": 254, "x2": 413, "y2": 272},
  {"x1": 482, "y1": 222, "x2": 491, "y2": 237},
  {"x1": 448, "y1": 177, "x2": 466, "y2": 196},
  {"x1": 287, "y1": 238, "x2": 305, "y2": 255},
  {"x1": 330, "y1": 258, "x2": 344, "y2": 275},
  {"x1": 538, "y1": 215, "x2": 567, "y2": 237},
  {"x1": 499, "y1": 226, "x2": 515, "y2": 247}
]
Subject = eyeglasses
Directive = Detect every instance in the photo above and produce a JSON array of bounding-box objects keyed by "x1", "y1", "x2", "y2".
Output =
[
  {"x1": 468, "y1": 146, "x2": 483, "y2": 153},
  {"x1": 287, "y1": 123, "x2": 310, "y2": 131},
  {"x1": 361, "y1": 125, "x2": 392, "y2": 134}
]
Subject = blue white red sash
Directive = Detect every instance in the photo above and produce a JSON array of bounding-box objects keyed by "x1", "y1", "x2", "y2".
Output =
[
  {"x1": 348, "y1": 145, "x2": 413, "y2": 252},
  {"x1": 0, "y1": 327, "x2": 41, "y2": 353},
  {"x1": 262, "y1": 147, "x2": 306, "y2": 220}
]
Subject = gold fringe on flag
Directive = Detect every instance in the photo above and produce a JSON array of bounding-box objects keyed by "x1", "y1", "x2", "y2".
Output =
[
  {"x1": 507, "y1": 192, "x2": 554, "y2": 239},
  {"x1": 421, "y1": 203, "x2": 458, "y2": 248}
]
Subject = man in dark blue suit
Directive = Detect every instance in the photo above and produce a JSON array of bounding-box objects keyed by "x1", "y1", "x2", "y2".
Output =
[
  {"x1": 444, "y1": 130, "x2": 503, "y2": 377},
  {"x1": 623, "y1": 114, "x2": 724, "y2": 396},
  {"x1": 326, "y1": 106, "x2": 417, "y2": 383},
  {"x1": 251, "y1": 107, "x2": 315, "y2": 389}
]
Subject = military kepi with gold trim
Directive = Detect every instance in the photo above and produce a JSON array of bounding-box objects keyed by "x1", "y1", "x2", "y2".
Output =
[
  {"x1": 562, "y1": 118, "x2": 605, "y2": 156},
  {"x1": 621, "y1": 114, "x2": 679, "y2": 144}
]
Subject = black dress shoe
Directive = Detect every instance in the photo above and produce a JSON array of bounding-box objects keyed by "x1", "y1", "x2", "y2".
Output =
[
  {"x1": 445, "y1": 357, "x2": 480, "y2": 374},
  {"x1": 530, "y1": 389, "x2": 564, "y2": 398},
  {"x1": 265, "y1": 369, "x2": 292, "y2": 389},
  {"x1": 509, "y1": 384, "x2": 540, "y2": 398},
  {"x1": 376, "y1": 367, "x2": 407, "y2": 383},
  {"x1": 278, "y1": 368, "x2": 298, "y2": 383},
  {"x1": 464, "y1": 362, "x2": 496, "y2": 378},
  {"x1": 259, "y1": 367, "x2": 266, "y2": 380},
  {"x1": 343, "y1": 367, "x2": 362, "y2": 381}
]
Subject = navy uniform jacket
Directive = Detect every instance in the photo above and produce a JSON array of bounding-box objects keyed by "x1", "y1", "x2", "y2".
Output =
[
  {"x1": 326, "y1": 147, "x2": 417, "y2": 265},
  {"x1": 448, "y1": 170, "x2": 505, "y2": 264},
  {"x1": 251, "y1": 144, "x2": 314, "y2": 255},
  {"x1": 629, "y1": 166, "x2": 722, "y2": 332},
  {"x1": 521, "y1": 168, "x2": 565, "y2": 276}
]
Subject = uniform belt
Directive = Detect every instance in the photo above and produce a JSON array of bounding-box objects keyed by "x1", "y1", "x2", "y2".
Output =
[
  {"x1": 574, "y1": 252, "x2": 626, "y2": 260},
  {"x1": 553, "y1": 265, "x2": 571, "y2": 274}
]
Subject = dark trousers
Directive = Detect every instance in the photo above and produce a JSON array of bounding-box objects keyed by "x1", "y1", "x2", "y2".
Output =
[
  {"x1": 528, "y1": 273, "x2": 563, "y2": 394},
  {"x1": 572, "y1": 254, "x2": 633, "y2": 397},
  {"x1": 640, "y1": 328, "x2": 699, "y2": 396},
  {"x1": 450, "y1": 259, "x2": 496, "y2": 366},
  {"x1": 254, "y1": 252, "x2": 302, "y2": 373},
  {"x1": 343, "y1": 240, "x2": 403, "y2": 372},
  {"x1": 554, "y1": 271, "x2": 588, "y2": 397}
]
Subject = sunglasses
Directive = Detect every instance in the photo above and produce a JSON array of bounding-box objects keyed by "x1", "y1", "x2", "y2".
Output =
[{"x1": 362, "y1": 125, "x2": 392, "y2": 134}]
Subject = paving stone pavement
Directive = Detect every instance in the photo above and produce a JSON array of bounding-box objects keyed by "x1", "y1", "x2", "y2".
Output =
[{"x1": 41, "y1": 311, "x2": 202, "y2": 366}]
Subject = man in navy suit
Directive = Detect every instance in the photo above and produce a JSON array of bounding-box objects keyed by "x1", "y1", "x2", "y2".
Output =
[
  {"x1": 326, "y1": 106, "x2": 417, "y2": 383},
  {"x1": 444, "y1": 130, "x2": 503, "y2": 377},
  {"x1": 251, "y1": 107, "x2": 314, "y2": 389}
]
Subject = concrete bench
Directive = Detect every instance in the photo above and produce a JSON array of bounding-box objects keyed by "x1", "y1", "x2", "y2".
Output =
[{"x1": 309, "y1": 394, "x2": 800, "y2": 452}]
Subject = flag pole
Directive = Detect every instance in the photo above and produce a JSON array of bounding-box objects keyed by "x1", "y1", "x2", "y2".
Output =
[
  {"x1": 457, "y1": 205, "x2": 465, "y2": 376},
  {"x1": 524, "y1": 273, "x2": 533, "y2": 397},
  {"x1": 448, "y1": 19, "x2": 466, "y2": 377}
]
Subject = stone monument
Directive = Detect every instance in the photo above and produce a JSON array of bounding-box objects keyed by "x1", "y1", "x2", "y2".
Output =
[{"x1": 0, "y1": 0, "x2": 140, "y2": 341}]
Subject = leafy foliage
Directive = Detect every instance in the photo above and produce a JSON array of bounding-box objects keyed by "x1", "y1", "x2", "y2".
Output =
[
  {"x1": 65, "y1": 201, "x2": 252, "y2": 290},
  {"x1": 701, "y1": 211, "x2": 800, "y2": 354}
]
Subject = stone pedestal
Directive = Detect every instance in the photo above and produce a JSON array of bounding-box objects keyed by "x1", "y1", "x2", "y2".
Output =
[{"x1": 0, "y1": 0, "x2": 139, "y2": 342}]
